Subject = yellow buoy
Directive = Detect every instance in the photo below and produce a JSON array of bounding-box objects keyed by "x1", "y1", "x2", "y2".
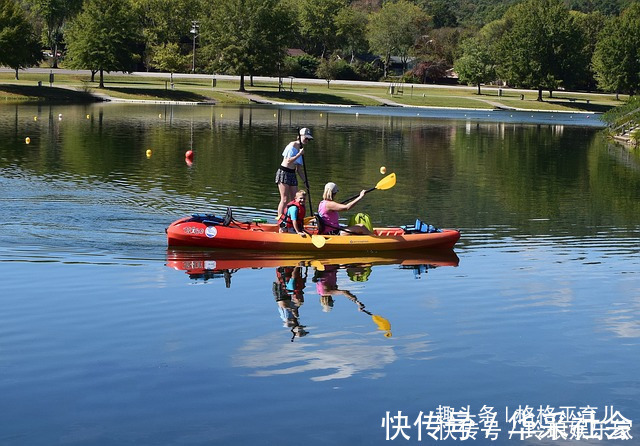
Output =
[
  {"x1": 33, "y1": 116, "x2": 38, "y2": 121},
  {"x1": 86, "y1": 114, "x2": 90, "y2": 119},
  {"x1": 159, "y1": 114, "x2": 162, "y2": 118},
  {"x1": 146, "y1": 149, "x2": 152, "y2": 157},
  {"x1": 25, "y1": 137, "x2": 31, "y2": 144},
  {"x1": 380, "y1": 166, "x2": 386, "y2": 174}
]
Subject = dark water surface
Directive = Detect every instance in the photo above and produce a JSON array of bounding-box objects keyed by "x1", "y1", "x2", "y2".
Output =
[{"x1": 0, "y1": 103, "x2": 638, "y2": 445}]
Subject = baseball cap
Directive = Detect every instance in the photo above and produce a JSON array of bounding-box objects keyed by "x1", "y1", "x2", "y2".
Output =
[
  {"x1": 325, "y1": 182, "x2": 339, "y2": 193},
  {"x1": 299, "y1": 128, "x2": 313, "y2": 139}
]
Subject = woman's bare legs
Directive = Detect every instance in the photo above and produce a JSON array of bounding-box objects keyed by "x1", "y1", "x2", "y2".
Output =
[{"x1": 277, "y1": 183, "x2": 298, "y2": 216}]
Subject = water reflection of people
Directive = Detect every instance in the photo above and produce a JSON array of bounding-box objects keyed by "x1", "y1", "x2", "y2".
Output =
[
  {"x1": 273, "y1": 265, "x2": 309, "y2": 341},
  {"x1": 314, "y1": 265, "x2": 364, "y2": 312},
  {"x1": 314, "y1": 264, "x2": 392, "y2": 337}
]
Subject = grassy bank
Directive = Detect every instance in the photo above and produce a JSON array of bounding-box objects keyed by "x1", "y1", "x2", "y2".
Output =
[
  {"x1": 0, "y1": 70, "x2": 626, "y2": 112},
  {"x1": 0, "y1": 82, "x2": 100, "y2": 103}
]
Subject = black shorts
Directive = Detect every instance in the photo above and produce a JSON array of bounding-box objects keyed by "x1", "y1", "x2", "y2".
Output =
[{"x1": 275, "y1": 166, "x2": 297, "y2": 186}]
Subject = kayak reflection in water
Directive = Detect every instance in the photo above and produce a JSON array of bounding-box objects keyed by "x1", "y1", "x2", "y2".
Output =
[
  {"x1": 313, "y1": 264, "x2": 392, "y2": 337},
  {"x1": 273, "y1": 265, "x2": 309, "y2": 341}
]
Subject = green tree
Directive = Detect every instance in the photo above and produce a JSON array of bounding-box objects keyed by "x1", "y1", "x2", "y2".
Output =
[
  {"x1": 496, "y1": 0, "x2": 583, "y2": 101},
  {"x1": 414, "y1": 27, "x2": 465, "y2": 67},
  {"x1": 454, "y1": 37, "x2": 495, "y2": 94},
  {"x1": 423, "y1": 0, "x2": 458, "y2": 28},
  {"x1": 367, "y1": 0, "x2": 430, "y2": 78},
  {"x1": 0, "y1": 0, "x2": 42, "y2": 79},
  {"x1": 27, "y1": 0, "x2": 82, "y2": 68},
  {"x1": 151, "y1": 42, "x2": 189, "y2": 82},
  {"x1": 64, "y1": 0, "x2": 141, "y2": 88},
  {"x1": 567, "y1": 0, "x2": 625, "y2": 15},
  {"x1": 200, "y1": 0, "x2": 294, "y2": 91},
  {"x1": 297, "y1": 0, "x2": 346, "y2": 58},
  {"x1": 316, "y1": 55, "x2": 342, "y2": 87},
  {"x1": 476, "y1": 18, "x2": 509, "y2": 83},
  {"x1": 570, "y1": 10, "x2": 606, "y2": 91},
  {"x1": 131, "y1": 0, "x2": 201, "y2": 70},
  {"x1": 334, "y1": 6, "x2": 368, "y2": 63},
  {"x1": 283, "y1": 54, "x2": 320, "y2": 78},
  {"x1": 593, "y1": 3, "x2": 640, "y2": 95}
]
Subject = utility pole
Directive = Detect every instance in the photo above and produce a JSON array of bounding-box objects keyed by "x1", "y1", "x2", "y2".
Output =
[{"x1": 190, "y1": 20, "x2": 199, "y2": 73}]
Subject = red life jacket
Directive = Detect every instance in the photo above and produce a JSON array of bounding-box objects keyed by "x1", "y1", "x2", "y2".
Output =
[{"x1": 278, "y1": 200, "x2": 306, "y2": 230}]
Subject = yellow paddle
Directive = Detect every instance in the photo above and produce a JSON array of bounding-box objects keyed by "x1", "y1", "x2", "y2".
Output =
[
  {"x1": 305, "y1": 173, "x2": 397, "y2": 244},
  {"x1": 360, "y1": 307, "x2": 392, "y2": 337},
  {"x1": 340, "y1": 172, "x2": 396, "y2": 204},
  {"x1": 311, "y1": 234, "x2": 326, "y2": 248},
  {"x1": 309, "y1": 260, "x2": 325, "y2": 271}
]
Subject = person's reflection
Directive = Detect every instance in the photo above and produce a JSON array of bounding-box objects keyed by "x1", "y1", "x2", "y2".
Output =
[
  {"x1": 313, "y1": 264, "x2": 392, "y2": 337},
  {"x1": 314, "y1": 264, "x2": 364, "y2": 312},
  {"x1": 273, "y1": 265, "x2": 308, "y2": 341}
]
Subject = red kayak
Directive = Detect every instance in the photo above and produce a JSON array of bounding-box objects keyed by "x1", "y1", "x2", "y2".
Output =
[{"x1": 166, "y1": 213, "x2": 460, "y2": 252}]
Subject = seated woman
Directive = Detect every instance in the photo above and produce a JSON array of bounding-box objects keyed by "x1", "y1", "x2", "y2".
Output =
[{"x1": 317, "y1": 182, "x2": 371, "y2": 235}]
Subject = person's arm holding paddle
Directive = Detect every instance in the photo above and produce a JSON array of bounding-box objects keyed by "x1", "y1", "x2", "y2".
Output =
[
  {"x1": 317, "y1": 183, "x2": 370, "y2": 235},
  {"x1": 322, "y1": 190, "x2": 366, "y2": 213}
]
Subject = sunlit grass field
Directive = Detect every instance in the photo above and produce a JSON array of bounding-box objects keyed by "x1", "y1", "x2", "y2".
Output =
[{"x1": 0, "y1": 70, "x2": 625, "y2": 113}]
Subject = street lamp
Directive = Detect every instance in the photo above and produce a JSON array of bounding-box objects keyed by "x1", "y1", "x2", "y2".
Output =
[{"x1": 190, "y1": 20, "x2": 199, "y2": 73}]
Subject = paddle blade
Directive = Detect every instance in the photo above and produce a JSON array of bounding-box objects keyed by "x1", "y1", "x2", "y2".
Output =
[
  {"x1": 311, "y1": 234, "x2": 326, "y2": 248},
  {"x1": 372, "y1": 314, "x2": 391, "y2": 331},
  {"x1": 309, "y1": 260, "x2": 325, "y2": 271},
  {"x1": 375, "y1": 173, "x2": 396, "y2": 191}
]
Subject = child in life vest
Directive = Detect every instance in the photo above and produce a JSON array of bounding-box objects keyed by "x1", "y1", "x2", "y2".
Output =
[{"x1": 278, "y1": 190, "x2": 307, "y2": 235}]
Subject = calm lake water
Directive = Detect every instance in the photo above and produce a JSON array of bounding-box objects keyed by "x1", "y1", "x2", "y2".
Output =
[{"x1": 0, "y1": 103, "x2": 638, "y2": 445}]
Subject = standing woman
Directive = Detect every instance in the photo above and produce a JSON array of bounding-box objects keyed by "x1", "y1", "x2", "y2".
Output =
[{"x1": 276, "y1": 128, "x2": 313, "y2": 217}]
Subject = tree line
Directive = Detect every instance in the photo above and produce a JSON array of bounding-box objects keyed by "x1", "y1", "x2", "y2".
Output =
[{"x1": 1, "y1": 0, "x2": 639, "y2": 97}]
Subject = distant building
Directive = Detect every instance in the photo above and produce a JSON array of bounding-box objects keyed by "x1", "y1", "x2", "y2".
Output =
[{"x1": 286, "y1": 49, "x2": 309, "y2": 57}]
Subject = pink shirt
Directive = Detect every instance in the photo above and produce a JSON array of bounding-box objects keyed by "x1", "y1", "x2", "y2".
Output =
[
  {"x1": 318, "y1": 200, "x2": 339, "y2": 235},
  {"x1": 315, "y1": 267, "x2": 338, "y2": 296}
]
